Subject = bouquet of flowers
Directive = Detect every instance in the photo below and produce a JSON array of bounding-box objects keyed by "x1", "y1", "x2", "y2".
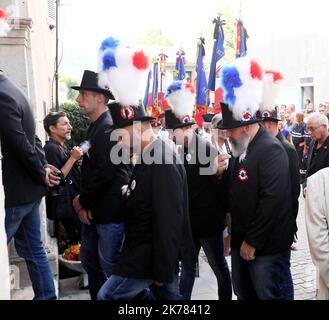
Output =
[{"x1": 62, "y1": 244, "x2": 81, "y2": 261}]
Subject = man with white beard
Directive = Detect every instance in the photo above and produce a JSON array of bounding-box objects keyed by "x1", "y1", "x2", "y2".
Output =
[{"x1": 218, "y1": 57, "x2": 296, "y2": 300}]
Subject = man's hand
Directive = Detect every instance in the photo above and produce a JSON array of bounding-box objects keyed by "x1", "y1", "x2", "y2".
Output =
[
  {"x1": 73, "y1": 195, "x2": 93, "y2": 225},
  {"x1": 215, "y1": 153, "x2": 231, "y2": 176},
  {"x1": 70, "y1": 146, "x2": 83, "y2": 161},
  {"x1": 73, "y1": 195, "x2": 82, "y2": 213},
  {"x1": 44, "y1": 164, "x2": 61, "y2": 187},
  {"x1": 77, "y1": 208, "x2": 93, "y2": 225},
  {"x1": 240, "y1": 241, "x2": 256, "y2": 261}
]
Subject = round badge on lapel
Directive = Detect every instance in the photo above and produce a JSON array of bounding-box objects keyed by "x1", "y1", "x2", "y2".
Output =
[
  {"x1": 238, "y1": 168, "x2": 249, "y2": 182},
  {"x1": 131, "y1": 180, "x2": 136, "y2": 190},
  {"x1": 186, "y1": 153, "x2": 192, "y2": 162}
]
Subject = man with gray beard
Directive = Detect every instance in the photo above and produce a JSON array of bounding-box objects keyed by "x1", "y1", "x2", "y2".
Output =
[
  {"x1": 217, "y1": 57, "x2": 295, "y2": 300},
  {"x1": 219, "y1": 101, "x2": 296, "y2": 300}
]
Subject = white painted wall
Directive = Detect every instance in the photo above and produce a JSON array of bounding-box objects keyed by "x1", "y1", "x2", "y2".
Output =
[{"x1": 243, "y1": 0, "x2": 329, "y2": 111}]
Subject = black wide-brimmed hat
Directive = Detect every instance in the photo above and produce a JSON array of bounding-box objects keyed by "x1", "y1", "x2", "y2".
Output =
[
  {"x1": 108, "y1": 102, "x2": 155, "y2": 129},
  {"x1": 218, "y1": 103, "x2": 262, "y2": 130},
  {"x1": 165, "y1": 109, "x2": 195, "y2": 130},
  {"x1": 71, "y1": 70, "x2": 115, "y2": 99},
  {"x1": 202, "y1": 113, "x2": 215, "y2": 124},
  {"x1": 257, "y1": 106, "x2": 280, "y2": 122}
]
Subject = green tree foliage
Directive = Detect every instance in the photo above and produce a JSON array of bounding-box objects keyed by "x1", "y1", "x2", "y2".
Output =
[
  {"x1": 60, "y1": 76, "x2": 79, "y2": 102},
  {"x1": 60, "y1": 102, "x2": 90, "y2": 149},
  {"x1": 135, "y1": 28, "x2": 173, "y2": 47}
]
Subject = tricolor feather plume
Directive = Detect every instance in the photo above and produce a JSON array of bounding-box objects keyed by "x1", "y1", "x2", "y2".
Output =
[
  {"x1": 97, "y1": 36, "x2": 150, "y2": 106},
  {"x1": 220, "y1": 57, "x2": 263, "y2": 121},
  {"x1": 0, "y1": 8, "x2": 10, "y2": 37},
  {"x1": 165, "y1": 81, "x2": 196, "y2": 118},
  {"x1": 259, "y1": 70, "x2": 284, "y2": 112}
]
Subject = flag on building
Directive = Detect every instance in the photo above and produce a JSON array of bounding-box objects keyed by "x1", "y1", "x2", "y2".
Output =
[
  {"x1": 236, "y1": 20, "x2": 248, "y2": 58},
  {"x1": 208, "y1": 16, "x2": 226, "y2": 114},
  {"x1": 175, "y1": 49, "x2": 186, "y2": 80},
  {"x1": 195, "y1": 37, "x2": 208, "y2": 127}
]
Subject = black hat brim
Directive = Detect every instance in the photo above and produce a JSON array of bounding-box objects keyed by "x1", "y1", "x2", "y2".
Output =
[
  {"x1": 217, "y1": 118, "x2": 262, "y2": 130},
  {"x1": 71, "y1": 86, "x2": 115, "y2": 100},
  {"x1": 261, "y1": 117, "x2": 280, "y2": 122},
  {"x1": 166, "y1": 121, "x2": 195, "y2": 130},
  {"x1": 113, "y1": 116, "x2": 155, "y2": 129}
]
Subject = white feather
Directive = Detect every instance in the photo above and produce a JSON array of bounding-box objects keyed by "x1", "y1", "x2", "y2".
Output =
[
  {"x1": 167, "y1": 86, "x2": 195, "y2": 118},
  {"x1": 259, "y1": 72, "x2": 282, "y2": 112},
  {"x1": 98, "y1": 45, "x2": 149, "y2": 106},
  {"x1": 0, "y1": 19, "x2": 10, "y2": 37},
  {"x1": 230, "y1": 57, "x2": 263, "y2": 121}
]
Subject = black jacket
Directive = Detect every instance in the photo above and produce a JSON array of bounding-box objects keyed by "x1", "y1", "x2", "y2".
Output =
[
  {"x1": 276, "y1": 132, "x2": 300, "y2": 221},
  {"x1": 226, "y1": 126, "x2": 296, "y2": 255},
  {"x1": 79, "y1": 111, "x2": 130, "y2": 224},
  {"x1": 305, "y1": 136, "x2": 329, "y2": 182},
  {"x1": 113, "y1": 138, "x2": 192, "y2": 283},
  {"x1": 183, "y1": 133, "x2": 226, "y2": 237},
  {"x1": 0, "y1": 73, "x2": 47, "y2": 207},
  {"x1": 44, "y1": 139, "x2": 80, "y2": 220}
]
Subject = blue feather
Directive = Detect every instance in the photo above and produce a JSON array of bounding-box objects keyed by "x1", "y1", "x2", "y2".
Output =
[
  {"x1": 100, "y1": 36, "x2": 120, "y2": 52},
  {"x1": 165, "y1": 81, "x2": 183, "y2": 99},
  {"x1": 102, "y1": 49, "x2": 117, "y2": 70},
  {"x1": 220, "y1": 66, "x2": 242, "y2": 107}
]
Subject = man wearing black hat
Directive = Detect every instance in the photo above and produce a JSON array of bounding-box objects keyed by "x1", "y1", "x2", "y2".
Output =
[
  {"x1": 201, "y1": 113, "x2": 214, "y2": 142},
  {"x1": 220, "y1": 101, "x2": 296, "y2": 300},
  {"x1": 260, "y1": 108, "x2": 300, "y2": 227},
  {"x1": 218, "y1": 58, "x2": 296, "y2": 300},
  {"x1": 165, "y1": 83, "x2": 232, "y2": 301},
  {"x1": 71, "y1": 70, "x2": 131, "y2": 300},
  {"x1": 97, "y1": 102, "x2": 192, "y2": 300}
]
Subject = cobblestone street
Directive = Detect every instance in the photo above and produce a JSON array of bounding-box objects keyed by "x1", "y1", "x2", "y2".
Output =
[{"x1": 192, "y1": 194, "x2": 317, "y2": 300}]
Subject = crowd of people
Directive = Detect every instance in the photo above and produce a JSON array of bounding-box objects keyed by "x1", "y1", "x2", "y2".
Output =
[{"x1": 1, "y1": 41, "x2": 329, "y2": 301}]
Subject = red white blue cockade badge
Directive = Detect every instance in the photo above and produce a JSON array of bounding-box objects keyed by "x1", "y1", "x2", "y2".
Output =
[
  {"x1": 120, "y1": 106, "x2": 136, "y2": 120},
  {"x1": 242, "y1": 111, "x2": 252, "y2": 122},
  {"x1": 262, "y1": 111, "x2": 273, "y2": 118},
  {"x1": 181, "y1": 115, "x2": 191, "y2": 124},
  {"x1": 238, "y1": 168, "x2": 249, "y2": 182}
]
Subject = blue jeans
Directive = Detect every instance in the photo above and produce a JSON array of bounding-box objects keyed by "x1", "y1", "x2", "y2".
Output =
[
  {"x1": 97, "y1": 275, "x2": 182, "y2": 300},
  {"x1": 80, "y1": 222, "x2": 124, "y2": 300},
  {"x1": 179, "y1": 232, "x2": 232, "y2": 300},
  {"x1": 5, "y1": 199, "x2": 57, "y2": 300},
  {"x1": 231, "y1": 247, "x2": 294, "y2": 300}
]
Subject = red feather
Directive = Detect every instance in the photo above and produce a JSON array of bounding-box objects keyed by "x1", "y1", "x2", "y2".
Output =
[
  {"x1": 250, "y1": 60, "x2": 262, "y2": 80},
  {"x1": 0, "y1": 8, "x2": 7, "y2": 19},
  {"x1": 185, "y1": 83, "x2": 196, "y2": 94},
  {"x1": 132, "y1": 51, "x2": 149, "y2": 70},
  {"x1": 265, "y1": 70, "x2": 283, "y2": 82}
]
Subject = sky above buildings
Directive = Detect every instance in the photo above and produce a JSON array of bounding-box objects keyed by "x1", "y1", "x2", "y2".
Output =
[{"x1": 59, "y1": 0, "x2": 329, "y2": 78}]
